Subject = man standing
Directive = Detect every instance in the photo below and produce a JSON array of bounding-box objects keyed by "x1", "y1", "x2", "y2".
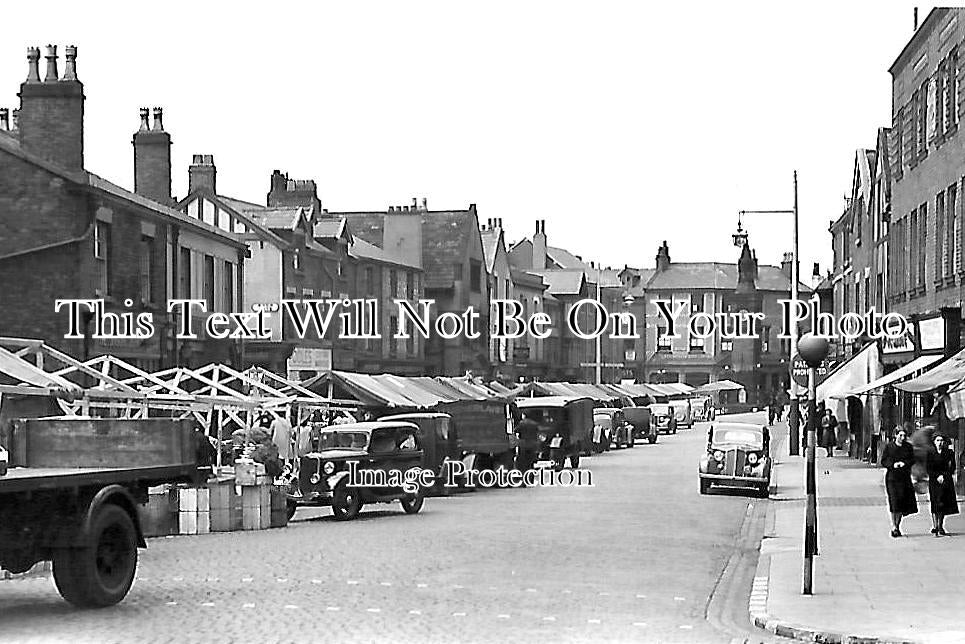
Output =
[
  {"x1": 270, "y1": 413, "x2": 294, "y2": 470},
  {"x1": 515, "y1": 411, "x2": 540, "y2": 473}
]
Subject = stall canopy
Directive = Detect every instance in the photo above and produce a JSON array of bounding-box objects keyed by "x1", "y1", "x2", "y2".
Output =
[
  {"x1": 894, "y1": 347, "x2": 965, "y2": 393},
  {"x1": 848, "y1": 355, "x2": 943, "y2": 395},
  {"x1": 694, "y1": 380, "x2": 744, "y2": 393},
  {"x1": 817, "y1": 343, "x2": 881, "y2": 418}
]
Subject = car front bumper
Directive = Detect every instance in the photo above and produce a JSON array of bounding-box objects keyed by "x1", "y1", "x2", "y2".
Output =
[{"x1": 699, "y1": 473, "x2": 769, "y2": 486}]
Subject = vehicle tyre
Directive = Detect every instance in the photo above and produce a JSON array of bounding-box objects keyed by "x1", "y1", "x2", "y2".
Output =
[
  {"x1": 699, "y1": 479, "x2": 710, "y2": 495},
  {"x1": 286, "y1": 500, "x2": 297, "y2": 521},
  {"x1": 757, "y1": 484, "x2": 769, "y2": 499},
  {"x1": 332, "y1": 484, "x2": 362, "y2": 521},
  {"x1": 648, "y1": 435, "x2": 657, "y2": 444},
  {"x1": 400, "y1": 489, "x2": 425, "y2": 514},
  {"x1": 53, "y1": 504, "x2": 138, "y2": 608},
  {"x1": 569, "y1": 453, "x2": 580, "y2": 468}
]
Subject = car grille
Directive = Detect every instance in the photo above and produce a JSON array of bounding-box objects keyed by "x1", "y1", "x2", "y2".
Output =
[{"x1": 723, "y1": 449, "x2": 747, "y2": 476}]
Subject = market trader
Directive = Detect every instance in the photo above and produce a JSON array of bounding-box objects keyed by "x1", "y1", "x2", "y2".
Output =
[{"x1": 515, "y1": 411, "x2": 540, "y2": 473}]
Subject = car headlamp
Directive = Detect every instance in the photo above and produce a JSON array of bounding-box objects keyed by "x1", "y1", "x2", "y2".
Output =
[
  {"x1": 309, "y1": 473, "x2": 321, "y2": 484},
  {"x1": 323, "y1": 461, "x2": 336, "y2": 475},
  {"x1": 747, "y1": 453, "x2": 759, "y2": 465},
  {"x1": 538, "y1": 433, "x2": 547, "y2": 442},
  {"x1": 713, "y1": 450, "x2": 724, "y2": 461}
]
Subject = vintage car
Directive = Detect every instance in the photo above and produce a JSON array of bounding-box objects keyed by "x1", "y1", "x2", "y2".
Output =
[
  {"x1": 647, "y1": 403, "x2": 678, "y2": 434},
  {"x1": 690, "y1": 395, "x2": 715, "y2": 422},
  {"x1": 698, "y1": 422, "x2": 771, "y2": 497},
  {"x1": 669, "y1": 397, "x2": 694, "y2": 427},
  {"x1": 622, "y1": 406, "x2": 657, "y2": 444},
  {"x1": 515, "y1": 396, "x2": 594, "y2": 470},
  {"x1": 594, "y1": 408, "x2": 633, "y2": 449},
  {"x1": 288, "y1": 421, "x2": 429, "y2": 521}
]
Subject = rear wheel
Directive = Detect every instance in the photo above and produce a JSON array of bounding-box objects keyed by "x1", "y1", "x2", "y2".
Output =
[
  {"x1": 286, "y1": 500, "x2": 297, "y2": 521},
  {"x1": 756, "y1": 484, "x2": 769, "y2": 499},
  {"x1": 53, "y1": 504, "x2": 138, "y2": 608},
  {"x1": 332, "y1": 485, "x2": 362, "y2": 521},
  {"x1": 400, "y1": 489, "x2": 425, "y2": 514},
  {"x1": 569, "y1": 453, "x2": 580, "y2": 468},
  {"x1": 648, "y1": 434, "x2": 657, "y2": 444}
]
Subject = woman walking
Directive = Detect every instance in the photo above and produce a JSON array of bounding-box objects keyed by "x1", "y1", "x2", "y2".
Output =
[
  {"x1": 926, "y1": 434, "x2": 959, "y2": 536},
  {"x1": 881, "y1": 427, "x2": 917, "y2": 537}
]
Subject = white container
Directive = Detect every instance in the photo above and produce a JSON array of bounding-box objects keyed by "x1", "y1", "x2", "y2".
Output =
[{"x1": 0, "y1": 445, "x2": 8, "y2": 477}]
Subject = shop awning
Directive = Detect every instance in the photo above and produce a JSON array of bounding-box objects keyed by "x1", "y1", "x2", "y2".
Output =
[
  {"x1": 694, "y1": 379, "x2": 745, "y2": 393},
  {"x1": 847, "y1": 355, "x2": 942, "y2": 395},
  {"x1": 817, "y1": 343, "x2": 881, "y2": 418},
  {"x1": 893, "y1": 347, "x2": 965, "y2": 393}
]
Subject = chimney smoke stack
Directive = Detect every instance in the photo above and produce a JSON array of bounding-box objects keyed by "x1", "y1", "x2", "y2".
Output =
[
  {"x1": 25, "y1": 47, "x2": 40, "y2": 84},
  {"x1": 139, "y1": 107, "x2": 150, "y2": 131},
  {"x1": 62, "y1": 45, "x2": 78, "y2": 81},
  {"x1": 11, "y1": 109, "x2": 19, "y2": 131},
  {"x1": 0, "y1": 108, "x2": 8, "y2": 131},
  {"x1": 44, "y1": 45, "x2": 58, "y2": 83},
  {"x1": 422, "y1": 197, "x2": 427, "y2": 210},
  {"x1": 152, "y1": 107, "x2": 164, "y2": 131}
]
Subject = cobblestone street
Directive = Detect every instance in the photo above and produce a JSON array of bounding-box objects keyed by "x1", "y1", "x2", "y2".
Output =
[{"x1": 0, "y1": 416, "x2": 767, "y2": 643}]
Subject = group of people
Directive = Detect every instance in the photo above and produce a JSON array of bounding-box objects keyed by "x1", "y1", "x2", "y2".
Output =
[{"x1": 882, "y1": 427, "x2": 959, "y2": 537}]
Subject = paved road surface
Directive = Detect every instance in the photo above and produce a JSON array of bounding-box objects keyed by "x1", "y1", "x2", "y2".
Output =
[{"x1": 0, "y1": 413, "x2": 776, "y2": 643}]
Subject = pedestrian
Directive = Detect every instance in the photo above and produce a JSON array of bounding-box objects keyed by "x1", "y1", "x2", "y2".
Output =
[
  {"x1": 881, "y1": 426, "x2": 917, "y2": 537},
  {"x1": 926, "y1": 433, "x2": 959, "y2": 536},
  {"x1": 820, "y1": 408, "x2": 838, "y2": 457},
  {"x1": 766, "y1": 391, "x2": 776, "y2": 426},
  {"x1": 270, "y1": 413, "x2": 294, "y2": 470},
  {"x1": 514, "y1": 411, "x2": 540, "y2": 473}
]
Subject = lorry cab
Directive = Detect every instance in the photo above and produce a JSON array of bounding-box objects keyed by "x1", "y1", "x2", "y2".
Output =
[
  {"x1": 378, "y1": 412, "x2": 458, "y2": 492},
  {"x1": 515, "y1": 396, "x2": 594, "y2": 470}
]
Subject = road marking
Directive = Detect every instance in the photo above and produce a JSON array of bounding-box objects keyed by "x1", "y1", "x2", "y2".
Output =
[
  {"x1": 243, "y1": 603, "x2": 255, "y2": 608},
  {"x1": 525, "y1": 588, "x2": 537, "y2": 593},
  {"x1": 453, "y1": 584, "x2": 464, "y2": 589},
  {"x1": 285, "y1": 605, "x2": 298, "y2": 610},
  {"x1": 633, "y1": 622, "x2": 647, "y2": 627},
  {"x1": 201, "y1": 602, "x2": 215, "y2": 607},
  {"x1": 347, "y1": 580, "x2": 360, "y2": 585},
  {"x1": 276, "y1": 578, "x2": 288, "y2": 583},
  {"x1": 367, "y1": 608, "x2": 381, "y2": 613},
  {"x1": 409, "y1": 610, "x2": 422, "y2": 615},
  {"x1": 679, "y1": 625, "x2": 693, "y2": 629},
  {"x1": 598, "y1": 592, "x2": 610, "y2": 596},
  {"x1": 311, "y1": 579, "x2": 322, "y2": 584},
  {"x1": 636, "y1": 594, "x2": 646, "y2": 598},
  {"x1": 417, "y1": 583, "x2": 428, "y2": 588},
  {"x1": 497, "y1": 614, "x2": 510, "y2": 619},
  {"x1": 326, "y1": 606, "x2": 340, "y2": 611},
  {"x1": 674, "y1": 596, "x2": 685, "y2": 601},
  {"x1": 588, "y1": 619, "x2": 601, "y2": 624},
  {"x1": 542, "y1": 616, "x2": 556, "y2": 622},
  {"x1": 165, "y1": 601, "x2": 178, "y2": 606},
  {"x1": 242, "y1": 577, "x2": 253, "y2": 583},
  {"x1": 380, "y1": 582, "x2": 392, "y2": 586},
  {"x1": 562, "y1": 589, "x2": 572, "y2": 594},
  {"x1": 453, "y1": 612, "x2": 467, "y2": 617},
  {"x1": 173, "y1": 576, "x2": 183, "y2": 582}
]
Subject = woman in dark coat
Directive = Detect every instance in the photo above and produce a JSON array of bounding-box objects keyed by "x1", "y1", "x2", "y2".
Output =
[
  {"x1": 881, "y1": 427, "x2": 917, "y2": 537},
  {"x1": 926, "y1": 434, "x2": 959, "y2": 536}
]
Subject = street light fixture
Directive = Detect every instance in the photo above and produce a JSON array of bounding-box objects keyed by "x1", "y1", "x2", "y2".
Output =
[
  {"x1": 798, "y1": 332, "x2": 829, "y2": 596},
  {"x1": 736, "y1": 170, "x2": 801, "y2": 456}
]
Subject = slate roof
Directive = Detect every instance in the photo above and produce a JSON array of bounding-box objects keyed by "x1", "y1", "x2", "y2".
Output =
[
  {"x1": 646, "y1": 262, "x2": 811, "y2": 293},
  {"x1": 528, "y1": 269, "x2": 585, "y2": 296},
  {"x1": 313, "y1": 217, "x2": 351, "y2": 242},
  {"x1": 349, "y1": 237, "x2": 420, "y2": 269},
  {"x1": 547, "y1": 245, "x2": 590, "y2": 269},
  {"x1": 245, "y1": 207, "x2": 303, "y2": 231},
  {"x1": 219, "y1": 195, "x2": 265, "y2": 213},
  {"x1": 335, "y1": 212, "x2": 386, "y2": 247}
]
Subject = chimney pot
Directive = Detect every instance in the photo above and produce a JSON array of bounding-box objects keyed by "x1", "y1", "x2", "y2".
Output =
[
  {"x1": 412, "y1": 197, "x2": 418, "y2": 208},
  {"x1": 0, "y1": 108, "x2": 8, "y2": 131},
  {"x1": 192, "y1": 154, "x2": 204, "y2": 164},
  {"x1": 422, "y1": 197, "x2": 427, "y2": 210},
  {"x1": 25, "y1": 47, "x2": 41, "y2": 83},
  {"x1": 138, "y1": 107, "x2": 150, "y2": 131},
  {"x1": 43, "y1": 44, "x2": 58, "y2": 83},
  {"x1": 152, "y1": 107, "x2": 164, "y2": 132},
  {"x1": 11, "y1": 109, "x2": 19, "y2": 131},
  {"x1": 62, "y1": 45, "x2": 77, "y2": 81}
]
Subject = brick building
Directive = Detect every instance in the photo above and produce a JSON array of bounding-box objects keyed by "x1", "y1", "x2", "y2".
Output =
[{"x1": 0, "y1": 46, "x2": 247, "y2": 370}]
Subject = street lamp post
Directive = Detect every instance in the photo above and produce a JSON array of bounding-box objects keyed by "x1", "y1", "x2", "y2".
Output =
[
  {"x1": 737, "y1": 170, "x2": 801, "y2": 456},
  {"x1": 595, "y1": 265, "x2": 602, "y2": 385},
  {"x1": 798, "y1": 333, "x2": 829, "y2": 595}
]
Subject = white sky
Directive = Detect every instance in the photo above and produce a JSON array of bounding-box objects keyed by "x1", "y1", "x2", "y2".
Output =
[{"x1": 0, "y1": 1, "x2": 931, "y2": 276}]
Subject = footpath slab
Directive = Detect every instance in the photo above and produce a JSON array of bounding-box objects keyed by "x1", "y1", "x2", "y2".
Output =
[{"x1": 753, "y1": 424, "x2": 965, "y2": 644}]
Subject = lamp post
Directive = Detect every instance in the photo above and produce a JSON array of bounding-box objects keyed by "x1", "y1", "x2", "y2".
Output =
[
  {"x1": 798, "y1": 332, "x2": 829, "y2": 596},
  {"x1": 737, "y1": 170, "x2": 801, "y2": 455},
  {"x1": 595, "y1": 265, "x2": 602, "y2": 385}
]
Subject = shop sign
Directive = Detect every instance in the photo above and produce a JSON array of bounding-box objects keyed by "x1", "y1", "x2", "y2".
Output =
[
  {"x1": 881, "y1": 324, "x2": 915, "y2": 354},
  {"x1": 287, "y1": 347, "x2": 332, "y2": 372},
  {"x1": 919, "y1": 317, "x2": 945, "y2": 351}
]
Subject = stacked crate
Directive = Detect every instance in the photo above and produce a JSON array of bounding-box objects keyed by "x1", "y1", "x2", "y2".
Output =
[{"x1": 178, "y1": 486, "x2": 210, "y2": 535}]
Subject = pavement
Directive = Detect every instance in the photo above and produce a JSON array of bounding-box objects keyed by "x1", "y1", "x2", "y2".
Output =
[
  {"x1": 0, "y1": 418, "x2": 769, "y2": 644},
  {"x1": 753, "y1": 422, "x2": 965, "y2": 644}
]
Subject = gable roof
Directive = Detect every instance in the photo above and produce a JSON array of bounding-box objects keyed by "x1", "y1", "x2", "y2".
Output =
[
  {"x1": 0, "y1": 134, "x2": 245, "y2": 250},
  {"x1": 421, "y1": 209, "x2": 478, "y2": 288},
  {"x1": 480, "y1": 227, "x2": 504, "y2": 273},
  {"x1": 547, "y1": 245, "x2": 590, "y2": 270},
  {"x1": 245, "y1": 206, "x2": 304, "y2": 231},
  {"x1": 528, "y1": 269, "x2": 585, "y2": 296},
  {"x1": 333, "y1": 212, "x2": 386, "y2": 248},
  {"x1": 646, "y1": 262, "x2": 811, "y2": 293},
  {"x1": 349, "y1": 236, "x2": 420, "y2": 269},
  {"x1": 176, "y1": 189, "x2": 290, "y2": 250},
  {"x1": 313, "y1": 217, "x2": 352, "y2": 243}
]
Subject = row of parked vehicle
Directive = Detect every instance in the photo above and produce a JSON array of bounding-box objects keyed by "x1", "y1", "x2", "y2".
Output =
[{"x1": 286, "y1": 392, "x2": 719, "y2": 521}]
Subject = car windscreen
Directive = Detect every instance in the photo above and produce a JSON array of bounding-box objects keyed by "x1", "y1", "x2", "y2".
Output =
[
  {"x1": 318, "y1": 431, "x2": 369, "y2": 450},
  {"x1": 593, "y1": 415, "x2": 612, "y2": 428},
  {"x1": 649, "y1": 405, "x2": 670, "y2": 414},
  {"x1": 712, "y1": 428, "x2": 763, "y2": 448}
]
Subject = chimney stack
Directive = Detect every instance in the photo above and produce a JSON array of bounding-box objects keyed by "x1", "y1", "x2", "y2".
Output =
[
  {"x1": 655, "y1": 241, "x2": 671, "y2": 272},
  {"x1": 267, "y1": 171, "x2": 321, "y2": 212},
  {"x1": 422, "y1": 197, "x2": 428, "y2": 211},
  {"x1": 133, "y1": 107, "x2": 173, "y2": 204},
  {"x1": 11, "y1": 109, "x2": 19, "y2": 132},
  {"x1": 188, "y1": 154, "x2": 217, "y2": 194},
  {"x1": 533, "y1": 219, "x2": 547, "y2": 270},
  {"x1": 0, "y1": 109, "x2": 8, "y2": 131},
  {"x1": 18, "y1": 44, "x2": 85, "y2": 171}
]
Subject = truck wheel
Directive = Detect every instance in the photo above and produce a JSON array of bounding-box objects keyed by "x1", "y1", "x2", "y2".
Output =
[
  {"x1": 569, "y1": 453, "x2": 580, "y2": 468},
  {"x1": 400, "y1": 490, "x2": 425, "y2": 514},
  {"x1": 648, "y1": 435, "x2": 657, "y2": 444},
  {"x1": 286, "y1": 500, "x2": 297, "y2": 521},
  {"x1": 332, "y1": 485, "x2": 362, "y2": 521},
  {"x1": 53, "y1": 505, "x2": 138, "y2": 608}
]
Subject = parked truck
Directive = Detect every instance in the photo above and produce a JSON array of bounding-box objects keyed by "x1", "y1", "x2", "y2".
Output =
[{"x1": 0, "y1": 410, "x2": 203, "y2": 608}]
